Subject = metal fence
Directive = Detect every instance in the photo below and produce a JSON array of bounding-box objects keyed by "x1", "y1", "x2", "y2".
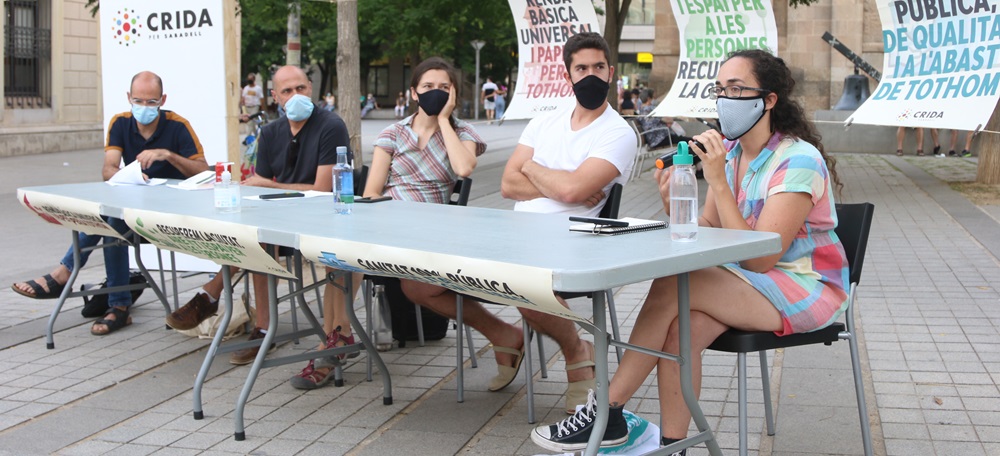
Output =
[{"x1": 4, "y1": 0, "x2": 51, "y2": 109}]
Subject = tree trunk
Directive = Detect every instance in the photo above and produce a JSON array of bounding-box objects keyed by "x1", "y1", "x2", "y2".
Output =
[
  {"x1": 603, "y1": 0, "x2": 632, "y2": 112},
  {"x1": 286, "y1": 2, "x2": 301, "y2": 66},
  {"x1": 337, "y1": 0, "x2": 363, "y2": 165},
  {"x1": 975, "y1": 106, "x2": 1000, "y2": 184}
]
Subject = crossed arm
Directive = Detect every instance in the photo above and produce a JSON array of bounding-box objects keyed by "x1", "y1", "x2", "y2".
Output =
[{"x1": 500, "y1": 144, "x2": 620, "y2": 207}]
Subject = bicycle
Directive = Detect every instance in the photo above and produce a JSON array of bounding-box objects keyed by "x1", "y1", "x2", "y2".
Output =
[{"x1": 239, "y1": 111, "x2": 269, "y2": 181}]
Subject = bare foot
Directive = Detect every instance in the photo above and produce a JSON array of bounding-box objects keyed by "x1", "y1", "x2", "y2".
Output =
[{"x1": 565, "y1": 339, "x2": 595, "y2": 383}]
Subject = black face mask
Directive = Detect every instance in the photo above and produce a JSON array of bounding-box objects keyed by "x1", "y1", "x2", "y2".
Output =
[
  {"x1": 572, "y1": 75, "x2": 610, "y2": 110},
  {"x1": 417, "y1": 89, "x2": 449, "y2": 116}
]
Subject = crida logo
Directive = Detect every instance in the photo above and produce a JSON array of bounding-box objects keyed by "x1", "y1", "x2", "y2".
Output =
[
  {"x1": 897, "y1": 109, "x2": 912, "y2": 121},
  {"x1": 109, "y1": 7, "x2": 215, "y2": 46},
  {"x1": 109, "y1": 9, "x2": 142, "y2": 46}
]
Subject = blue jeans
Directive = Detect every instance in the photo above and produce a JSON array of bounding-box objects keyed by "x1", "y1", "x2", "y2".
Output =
[{"x1": 59, "y1": 217, "x2": 132, "y2": 309}]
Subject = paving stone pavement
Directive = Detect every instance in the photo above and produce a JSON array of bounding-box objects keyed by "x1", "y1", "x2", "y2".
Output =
[{"x1": 1, "y1": 120, "x2": 998, "y2": 455}]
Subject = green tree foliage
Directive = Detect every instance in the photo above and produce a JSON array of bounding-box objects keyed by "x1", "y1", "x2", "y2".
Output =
[{"x1": 357, "y1": 0, "x2": 517, "y2": 81}]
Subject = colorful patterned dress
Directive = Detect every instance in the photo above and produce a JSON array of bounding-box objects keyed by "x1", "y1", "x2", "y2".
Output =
[{"x1": 721, "y1": 132, "x2": 850, "y2": 336}]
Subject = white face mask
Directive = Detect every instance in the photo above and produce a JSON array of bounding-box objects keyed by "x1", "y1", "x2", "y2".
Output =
[{"x1": 716, "y1": 96, "x2": 767, "y2": 140}]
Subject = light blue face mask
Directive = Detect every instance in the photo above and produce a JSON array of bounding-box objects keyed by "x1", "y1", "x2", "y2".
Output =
[
  {"x1": 131, "y1": 104, "x2": 159, "y2": 125},
  {"x1": 284, "y1": 94, "x2": 314, "y2": 122}
]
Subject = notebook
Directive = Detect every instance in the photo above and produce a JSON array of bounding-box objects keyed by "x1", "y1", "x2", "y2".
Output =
[{"x1": 570, "y1": 217, "x2": 668, "y2": 236}]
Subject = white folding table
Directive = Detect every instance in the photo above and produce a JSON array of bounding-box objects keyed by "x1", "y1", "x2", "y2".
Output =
[{"x1": 18, "y1": 182, "x2": 781, "y2": 456}]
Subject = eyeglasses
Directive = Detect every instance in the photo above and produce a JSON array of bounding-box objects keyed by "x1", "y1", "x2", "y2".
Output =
[
  {"x1": 709, "y1": 85, "x2": 770, "y2": 100},
  {"x1": 130, "y1": 97, "x2": 163, "y2": 107}
]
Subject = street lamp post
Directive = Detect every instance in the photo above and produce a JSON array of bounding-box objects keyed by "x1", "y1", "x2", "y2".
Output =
[{"x1": 471, "y1": 40, "x2": 485, "y2": 120}]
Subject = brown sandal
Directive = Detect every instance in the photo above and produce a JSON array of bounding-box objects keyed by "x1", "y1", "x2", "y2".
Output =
[{"x1": 896, "y1": 149, "x2": 903, "y2": 156}]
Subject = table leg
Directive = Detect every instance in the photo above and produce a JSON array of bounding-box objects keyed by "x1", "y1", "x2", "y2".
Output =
[
  {"x1": 677, "y1": 272, "x2": 722, "y2": 456},
  {"x1": 583, "y1": 291, "x2": 610, "y2": 456},
  {"x1": 456, "y1": 295, "x2": 464, "y2": 403},
  {"x1": 192, "y1": 266, "x2": 235, "y2": 420},
  {"x1": 45, "y1": 231, "x2": 83, "y2": 349},
  {"x1": 233, "y1": 273, "x2": 280, "y2": 441},
  {"x1": 343, "y1": 273, "x2": 393, "y2": 405},
  {"x1": 130, "y1": 233, "x2": 170, "y2": 317}
]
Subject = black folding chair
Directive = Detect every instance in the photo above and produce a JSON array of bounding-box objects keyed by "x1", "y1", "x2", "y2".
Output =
[
  {"x1": 363, "y1": 178, "x2": 478, "y2": 390},
  {"x1": 707, "y1": 202, "x2": 875, "y2": 456}
]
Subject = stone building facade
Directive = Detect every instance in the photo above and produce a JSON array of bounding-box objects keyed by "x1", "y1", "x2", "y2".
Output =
[{"x1": 1, "y1": 0, "x2": 102, "y2": 157}]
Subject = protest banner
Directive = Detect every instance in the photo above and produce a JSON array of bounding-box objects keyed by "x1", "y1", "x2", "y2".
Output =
[
  {"x1": 652, "y1": 0, "x2": 778, "y2": 118},
  {"x1": 503, "y1": 0, "x2": 601, "y2": 120},
  {"x1": 298, "y1": 235, "x2": 583, "y2": 322},
  {"x1": 17, "y1": 190, "x2": 128, "y2": 240},
  {"x1": 122, "y1": 208, "x2": 295, "y2": 279},
  {"x1": 99, "y1": 0, "x2": 229, "y2": 164},
  {"x1": 848, "y1": 0, "x2": 1000, "y2": 130}
]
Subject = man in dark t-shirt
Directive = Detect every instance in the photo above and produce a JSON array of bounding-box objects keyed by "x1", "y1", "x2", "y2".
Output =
[
  {"x1": 250, "y1": 89, "x2": 351, "y2": 186},
  {"x1": 166, "y1": 66, "x2": 354, "y2": 366},
  {"x1": 12, "y1": 71, "x2": 208, "y2": 336}
]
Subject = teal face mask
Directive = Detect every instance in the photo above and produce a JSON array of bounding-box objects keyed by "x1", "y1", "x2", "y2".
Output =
[{"x1": 131, "y1": 104, "x2": 159, "y2": 125}]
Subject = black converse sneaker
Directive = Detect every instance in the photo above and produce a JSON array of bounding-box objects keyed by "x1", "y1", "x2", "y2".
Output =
[{"x1": 530, "y1": 389, "x2": 628, "y2": 452}]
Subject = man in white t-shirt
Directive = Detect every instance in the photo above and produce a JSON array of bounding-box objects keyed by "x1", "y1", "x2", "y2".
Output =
[
  {"x1": 481, "y1": 77, "x2": 499, "y2": 122},
  {"x1": 501, "y1": 32, "x2": 636, "y2": 413}
]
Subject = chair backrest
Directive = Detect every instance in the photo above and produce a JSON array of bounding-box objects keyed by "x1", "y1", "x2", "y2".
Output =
[
  {"x1": 354, "y1": 164, "x2": 369, "y2": 195},
  {"x1": 834, "y1": 203, "x2": 875, "y2": 285},
  {"x1": 598, "y1": 183, "x2": 624, "y2": 219},
  {"x1": 626, "y1": 118, "x2": 647, "y2": 148},
  {"x1": 449, "y1": 177, "x2": 473, "y2": 207}
]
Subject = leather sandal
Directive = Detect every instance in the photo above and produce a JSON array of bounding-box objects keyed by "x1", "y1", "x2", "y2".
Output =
[
  {"x1": 11, "y1": 274, "x2": 65, "y2": 299},
  {"x1": 488, "y1": 344, "x2": 525, "y2": 392},
  {"x1": 91, "y1": 307, "x2": 132, "y2": 335},
  {"x1": 564, "y1": 340, "x2": 596, "y2": 414},
  {"x1": 315, "y1": 326, "x2": 360, "y2": 368},
  {"x1": 289, "y1": 360, "x2": 333, "y2": 390}
]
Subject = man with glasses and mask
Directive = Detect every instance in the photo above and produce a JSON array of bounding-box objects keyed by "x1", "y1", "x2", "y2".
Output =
[
  {"x1": 499, "y1": 32, "x2": 637, "y2": 414},
  {"x1": 165, "y1": 65, "x2": 353, "y2": 365},
  {"x1": 11, "y1": 71, "x2": 208, "y2": 336}
]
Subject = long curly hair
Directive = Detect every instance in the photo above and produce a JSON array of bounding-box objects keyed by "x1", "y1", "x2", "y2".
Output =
[{"x1": 726, "y1": 49, "x2": 842, "y2": 193}]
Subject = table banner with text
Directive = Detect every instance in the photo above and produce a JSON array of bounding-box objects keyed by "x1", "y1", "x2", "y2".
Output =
[
  {"x1": 122, "y1": 208, "x2": 295, "y2": 278},
  {"x1": 847, "y1": 0, "x2": 1000, "y2": 130},
  {"x1": 504, "y1": 0, "x2": 600, "y2": 120},
  {"x1": 652, "y1": 0, "x2": 778, "y2": 118},
  {"x1": 298, "y1": 235, "x2": 583, "y2": 322},
  {"x1": 17, "y1": 189, "x2": 128, "y2": 240}
]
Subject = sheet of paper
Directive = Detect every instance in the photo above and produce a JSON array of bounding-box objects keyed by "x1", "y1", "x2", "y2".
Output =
[
  {"x1": 106, "y1": 161, "x2": 167, "y2": 186},
  {"x1": 167, "y1": 170, "x2": 216, "y2": 191}
]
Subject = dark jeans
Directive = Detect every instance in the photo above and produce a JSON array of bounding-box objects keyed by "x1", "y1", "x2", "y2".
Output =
[{"x1": 58, "y1": 217, "x2": 132, "y2": 309}]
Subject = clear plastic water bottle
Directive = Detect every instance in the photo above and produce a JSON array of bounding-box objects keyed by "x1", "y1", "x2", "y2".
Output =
[
  {"x1": 670, "y1": 142, "x2": 698, "y2": 241},
  {"x1": 214, "y1": 167, "x2": 241, "y2": 213},
  {"x1": 333, "y1": 146, "x2": 354, "y2": 215}
]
